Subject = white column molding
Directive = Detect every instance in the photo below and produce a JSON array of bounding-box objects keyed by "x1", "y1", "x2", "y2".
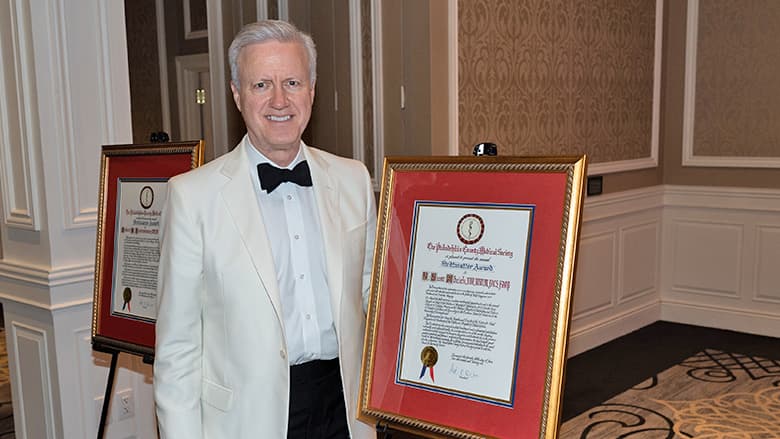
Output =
[
  {"x1": 447, "y1": 0, "x2": 458, "y2": 156},
  {"x1": 8, "y1": 320, "x2": 59, "y2": 438},
  {"x1": 0, "y1": 0, "x2": 43, "y2": 231}
]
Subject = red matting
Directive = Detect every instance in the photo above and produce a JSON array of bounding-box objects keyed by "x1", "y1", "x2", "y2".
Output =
[
  {"x1": 368, "y1": 169, "x2": 568, "y2": 437},
  {"x1": 96, "y1": 151, "x2": 195, "y2": 350}
]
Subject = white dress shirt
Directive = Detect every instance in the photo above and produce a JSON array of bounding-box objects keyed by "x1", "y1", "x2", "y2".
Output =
[{"x1": 246, "y1": 138, "x2": 338, "y2": 365}]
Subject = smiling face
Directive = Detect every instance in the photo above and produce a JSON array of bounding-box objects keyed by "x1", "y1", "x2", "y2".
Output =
[{"x1": 230, "y1": 40, "x2": 315, "y2": 165}]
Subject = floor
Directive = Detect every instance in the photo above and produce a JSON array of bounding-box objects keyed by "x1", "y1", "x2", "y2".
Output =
[
  {"x1": 561, "y1": 321, "x2": 780, "y2": 422},
  {"x1": 0, "y1": 322, "x2": 13, "y2": 438}
]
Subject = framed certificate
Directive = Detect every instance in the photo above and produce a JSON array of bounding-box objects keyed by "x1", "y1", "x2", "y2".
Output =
[
  {"x1": 91, "y1": 141, "x2": 203, "y2": 360},
  {"x1": 359, "y1": 155, "x2": 586, "y2": 438}
]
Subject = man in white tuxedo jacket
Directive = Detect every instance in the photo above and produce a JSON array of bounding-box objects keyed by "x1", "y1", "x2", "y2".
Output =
[{"x1": 154, "y1": 20, "x2": 376, "y2": 438}]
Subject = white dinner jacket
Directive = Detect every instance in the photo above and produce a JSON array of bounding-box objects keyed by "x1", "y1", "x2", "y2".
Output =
[{"x1": 154, "y1": 138, "x2": 376, "y2": 438}]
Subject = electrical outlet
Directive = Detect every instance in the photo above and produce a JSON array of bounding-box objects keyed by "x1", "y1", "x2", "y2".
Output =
[{"x1": 115, "y1": 389, "x2": 134, "y2": 421}]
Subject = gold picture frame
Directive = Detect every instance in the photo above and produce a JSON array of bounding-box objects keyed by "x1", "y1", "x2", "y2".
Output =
[
  {"x1": 91, "y1": 140, "x2": 203, "y2": 360},
  {"x1": 359, "y1": 155, "x2": 586, "y2": 438}
]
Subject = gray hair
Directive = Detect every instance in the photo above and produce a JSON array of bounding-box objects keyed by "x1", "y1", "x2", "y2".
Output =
[{"x1": 228, "y1": 20, "x2": 317, "y2": 88}]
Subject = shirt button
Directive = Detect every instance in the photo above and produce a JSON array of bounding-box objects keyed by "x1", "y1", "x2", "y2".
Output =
[
  {"x1": 279, "y1": 349, "x2": 286, "y2": 359},
  {"x1": 305, "y1": 314, "x2": 311, "y2": 320},
  {"x1": 299, "y1": 274, "x2": 305, "y2": 280},
  {"x1": 294, "y1": 234, "x2": 300, "y2": 240},
  {"x1": 286, "y1": 195, "x2": 292, "y2": 200}
]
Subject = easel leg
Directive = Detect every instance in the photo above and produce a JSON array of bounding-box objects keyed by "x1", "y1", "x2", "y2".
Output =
[{"x1": 97, "y1": 350, "x2": 119, "y2": 439}]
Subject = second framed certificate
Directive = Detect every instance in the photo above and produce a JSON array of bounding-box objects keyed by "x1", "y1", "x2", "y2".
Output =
[
  {"x1": 91, "y1": 141, "x2": 203, "y2": 360},
  {"x1": 359, "y1": 155, "x2": 586, "y2": 438}
]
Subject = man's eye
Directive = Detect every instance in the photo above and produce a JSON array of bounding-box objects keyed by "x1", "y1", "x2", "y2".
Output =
[
  {"x1": 253, "y1": 82, "x2": 267, "y2": 90},
  {"x1": 286, "y1": 80, "x2": 300, "y2": 87}
]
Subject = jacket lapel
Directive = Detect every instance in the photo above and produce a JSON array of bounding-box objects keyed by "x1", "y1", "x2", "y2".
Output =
[
  {"x1": 304, "y1": 146, "x2": 344, "y2": 325},
  {"x1": 219, "y1": 142, "x2": 283, "y2": 318}
]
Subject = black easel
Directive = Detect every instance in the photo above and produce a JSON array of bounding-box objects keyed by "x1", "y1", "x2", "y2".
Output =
[
  {"x1": 376, "y1": 421, "x2": 392, "y2": 439},
  {"x1": 92, "y1": 341, "x2": 154, "y2": 439}
]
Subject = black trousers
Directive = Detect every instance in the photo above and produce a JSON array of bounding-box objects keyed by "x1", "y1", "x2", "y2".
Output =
[{"x1": 288, "y1": 358, "x2": 350, "y2": 439}]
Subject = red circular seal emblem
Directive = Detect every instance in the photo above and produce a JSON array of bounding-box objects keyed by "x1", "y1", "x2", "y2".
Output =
[{"x1": 456, "y1": 213, "x2": 484, "y2": 245}]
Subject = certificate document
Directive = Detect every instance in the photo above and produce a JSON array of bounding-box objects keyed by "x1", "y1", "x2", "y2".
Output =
[
  {"x1": 110, "y1": 178, "x2": 167, "y2": 322},
  {"x1": 397, "y1": 201, "x2": 533, "y2": 405}
]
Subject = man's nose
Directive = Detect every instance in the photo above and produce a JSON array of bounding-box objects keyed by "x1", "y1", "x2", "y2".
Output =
[{"x1": 271, "y1": 86, "x2": 287, "y2": 108}]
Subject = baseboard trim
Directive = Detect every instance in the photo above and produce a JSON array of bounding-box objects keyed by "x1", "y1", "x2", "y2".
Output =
[
  {"x1": 661, "y1": 300, "x2": 780, "y2": 338},
  {"x1": 567, "y1": 301, "x2": 661, "y2": 357}
]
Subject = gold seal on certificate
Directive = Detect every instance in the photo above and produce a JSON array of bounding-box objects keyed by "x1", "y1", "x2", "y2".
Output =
[
  {"x1": 421, "y1": 346, "x2": 438, "y2": 366},
  {"x1": 419, "y1": 346, "x2": 439, "y2": 382},
  {"x1": 457, "y1": 213, "x2": 484, "y2": 244},
  {"x1": 122, "y1": 287, "x2": 132, "y2": 311}
]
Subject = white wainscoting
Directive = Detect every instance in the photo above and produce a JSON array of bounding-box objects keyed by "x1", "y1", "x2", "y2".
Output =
[
  {"x1": 8, "y1": 318, "x2": 58, "y2": 439},
  {"x1": 568, "y1": 184, "x2": 780, "y2": 357},
  {"x1": 568, "y1": 186, "x2": 664, "y2": 356},
  {"x1": 661, "y1": 185, "x2": 780, "y2": 337},
  {"x1": 1, "y1": 297, "x2": 155, "y2": 439}
]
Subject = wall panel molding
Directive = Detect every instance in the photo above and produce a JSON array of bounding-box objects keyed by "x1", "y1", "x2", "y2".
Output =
[
  {"x1": 457, "y1": 0, "x2": 662, "y2": 175},
  {"x1": 753, "y1": 225, "x2": 780, "y2": 304},
  {"x1": 569, "y1": 185, "x2": 663, "y2": 355},
  {"x1": 183, "y1": 0, "x2": 208, "y2": 39},
  {"x1": 582, "y1": 186, "x2": 664, "y2": 222},
  {"x1": 10, "y1": 321, "x2": 58, "y2": 438},
  {"x1": 349, "y1": 0, "x2": 366, "y2": 165},
  {"x1": 668, "y1": 220, "x2": 742, "y2": 298},
  {"x1": 618, "y1": 221, "x2": 659, "y2": 303},
  {"x1": 572, "y1": 231, "x2": 616, "y2": 318},
  {"x1": 588, "y1": 0, "x2": 663, "y2": 175},
  {"x1": 0, "y1": 0, "x2": 43, "y2": 231},
  {"x1": 661, "y1": 185, "x2": 780, "y2": 338},
  {"x1": 571, "y1": 184, "x2": 780, "y2": 355},
  {"x1": 663, "y1": 184, "x2": 780, "y2": 211},
  {"x1": 59, "y1": 0, "x2": 98, "y2": 229},
  {"x1": 682, "y1": 0, "x2": 780, "y2": 168},
  {"x1": 370, "y1": 0, "x2": 384, "y2": 189},
  {"x1": 568, "y1": 301, "x2": 660, "y2": 357},
  {"x1": 662, "y1": 299, "x2": 780, "y2": 338}
]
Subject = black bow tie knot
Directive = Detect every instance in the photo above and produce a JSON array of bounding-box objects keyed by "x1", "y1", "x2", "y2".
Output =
[{"x1": 257, "y1": 161, "x2": 313, "y2": 193}]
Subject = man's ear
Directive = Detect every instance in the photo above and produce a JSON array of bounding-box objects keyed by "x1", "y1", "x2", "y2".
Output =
[{"x1": 230, "y1": 82, "x2": 242, "y2": 112}]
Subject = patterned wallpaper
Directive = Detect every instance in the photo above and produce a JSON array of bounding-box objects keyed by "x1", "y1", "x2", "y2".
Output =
[
  {"x1": 458, "y1": 0, "x2": 656, "y2": 162},
  {"x1": 694, "y1": 1, "x2": 780, "y2": 157}
]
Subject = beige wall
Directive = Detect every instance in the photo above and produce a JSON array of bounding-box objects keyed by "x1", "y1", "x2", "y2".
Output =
[
  {"x1": 662, "y1": 0, "x2": 780, "y2": 189},
  {"x1": 458, "y1": 1, "x2": 657, "y2": 158},
  {"x1": 456, "y1": 0, "x2": 780, "y2": 193}
]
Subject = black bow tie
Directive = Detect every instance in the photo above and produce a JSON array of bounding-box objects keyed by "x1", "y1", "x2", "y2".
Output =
[{"x1": 257, "y1": 161, "x2": 313, "y2": 193}]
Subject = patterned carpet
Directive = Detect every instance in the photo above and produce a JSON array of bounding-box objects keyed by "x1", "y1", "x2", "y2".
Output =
[
  {"x1": 0, "y1": 331, "x2": 7, "y2": 385},
  {"x1": 560, "y1": 349, "x2": 780, "y2": 437},
  {"x1": 0, "y1": 329, "x2": 13, "y2": 438}
]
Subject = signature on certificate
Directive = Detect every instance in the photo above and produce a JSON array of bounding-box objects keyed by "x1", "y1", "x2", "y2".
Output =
[{"x1": 449, "y1": 363, "x2": 479, "y2": 380}]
